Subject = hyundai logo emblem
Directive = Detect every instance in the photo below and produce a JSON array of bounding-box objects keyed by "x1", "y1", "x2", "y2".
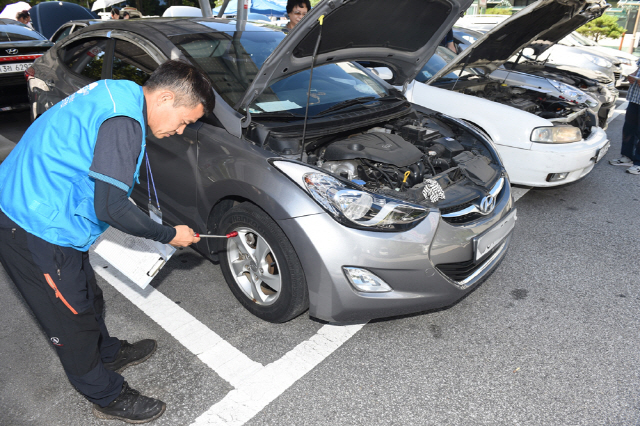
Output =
[
  {"x1": 479, "y1": 195, "x2": 496, "y2": 214},
  {"x1": 5, "y1": 48, "x2": 18, "y2": 55}
]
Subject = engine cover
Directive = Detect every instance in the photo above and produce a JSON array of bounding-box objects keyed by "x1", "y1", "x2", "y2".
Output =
[{"x1": 323, "y1": 133, "x2": 423, "y2": 167}]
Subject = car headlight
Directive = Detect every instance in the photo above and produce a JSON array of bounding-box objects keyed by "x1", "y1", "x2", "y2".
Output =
[
  {"x1": 617, "y1": 57, "x2": 636, "y2": 66},
  {"x1": 531, "y1": 126, "x2": 582, "y2": 143},
  {"x1": 272, "y1": 160, "x2": 429, "y2": 231},
  {"x1": 548, "y1": 79, "x2": 598, "y2": 108},
  {"x1": 585, "y1": 54, "x2": 612, "y2": 68}
]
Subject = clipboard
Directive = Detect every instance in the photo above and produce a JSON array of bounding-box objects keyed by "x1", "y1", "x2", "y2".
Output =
[{"x1": 92, "y1": 226, "x2": 176, "y2": 289}]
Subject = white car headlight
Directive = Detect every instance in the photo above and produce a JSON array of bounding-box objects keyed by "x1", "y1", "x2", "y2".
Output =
[
  {"x1": 273, "y1": 161, "x2": 429, "y2": 231},
  {"x1": 531, "y1": 126, "x2": 582, "y2": 143},
  {"x1": 585, "y1": 54, "x2": 612, "y2": 68}
]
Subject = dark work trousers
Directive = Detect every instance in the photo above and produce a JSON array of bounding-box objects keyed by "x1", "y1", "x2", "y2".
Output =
[
  {"x1": 0, "y1": 209, "x2": 123, "y2": 407},
  {"x1": 622, "y1": 101, "x2": 640, "y2": 166}
]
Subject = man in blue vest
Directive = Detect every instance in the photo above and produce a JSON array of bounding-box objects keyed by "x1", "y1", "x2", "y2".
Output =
[{"x1": 0, "y1": 60, "x2": 215, "y2": 423}]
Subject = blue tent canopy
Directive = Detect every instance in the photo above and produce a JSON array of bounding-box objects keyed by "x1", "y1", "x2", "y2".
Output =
[{"x1": 213, "y1": 0, "x2": 287, "y2": 17}]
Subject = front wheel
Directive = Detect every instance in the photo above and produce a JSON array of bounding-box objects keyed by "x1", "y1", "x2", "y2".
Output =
[{"x1": 218, "y1": 202, "x2": 308, "y2": 323}]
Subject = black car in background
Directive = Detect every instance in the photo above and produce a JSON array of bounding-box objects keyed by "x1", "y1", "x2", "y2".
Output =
[
  {"x1": 0, "y1": 19, "x2": 52, "y2": 111},
  {"x1": 30, "y1": 1, "x2": 97, "y2": 39}
]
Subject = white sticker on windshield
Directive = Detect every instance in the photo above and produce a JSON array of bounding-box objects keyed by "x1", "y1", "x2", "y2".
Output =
[{"x1": 256, "y1": 100, "x2": 301, "y2": 112}]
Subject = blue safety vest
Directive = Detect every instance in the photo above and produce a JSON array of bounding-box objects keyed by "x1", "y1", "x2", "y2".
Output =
[{"x1": 0, "y1": 80, "x2": 147, "y2": 250}]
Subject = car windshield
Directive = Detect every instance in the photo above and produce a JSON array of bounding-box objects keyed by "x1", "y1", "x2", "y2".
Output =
[
  {"x1": 0, "y1": 25, "x2": 47, "y2": 42},
  {"x1": 171, "y1": 29, "x2": 390, "y2": 115},
  {"x1": 249, "y1": 62, "x2": 389, "y2": 116},
  {"x1": 415, "y1": 46, "x2": 479, "y2": 83}
]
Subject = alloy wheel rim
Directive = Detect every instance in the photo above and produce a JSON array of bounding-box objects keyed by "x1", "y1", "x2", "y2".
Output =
[{"x1": 226, "y1": 227, "x2": 282, "y2": 306}]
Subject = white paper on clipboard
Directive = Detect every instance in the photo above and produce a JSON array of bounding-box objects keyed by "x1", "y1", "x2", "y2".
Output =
[{"x1": 92, "y1": 226, "x2": 176, "y2": 289}]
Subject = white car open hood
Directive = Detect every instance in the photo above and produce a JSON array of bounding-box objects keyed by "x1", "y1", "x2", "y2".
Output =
[
  {"x1": 237, "y1": 0, "x2": 472, "y2": 110},
  {"x1": 428, "y1": 0, "x2": 608, "y2": 83}
]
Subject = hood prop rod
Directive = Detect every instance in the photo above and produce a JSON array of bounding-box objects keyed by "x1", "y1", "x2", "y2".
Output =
[
  {"x1": 300, "y1": 15, "x2": 325, "y2": 162},
  {"x1": 500, "y1": 49, "x2": 525, "y2": 85}
]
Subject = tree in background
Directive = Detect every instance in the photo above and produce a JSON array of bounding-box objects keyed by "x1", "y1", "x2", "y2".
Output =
[
  {"x1": 577, "y1": 15, "x2": 625, "y2": 42},
  {"x1": 485, "y1": 7, "x2": 512, "y2": 15}
]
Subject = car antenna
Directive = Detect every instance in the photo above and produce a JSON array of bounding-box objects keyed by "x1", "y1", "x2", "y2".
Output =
[{"x1": 300, "y1": 14, "x2": 325, "y2": 162}]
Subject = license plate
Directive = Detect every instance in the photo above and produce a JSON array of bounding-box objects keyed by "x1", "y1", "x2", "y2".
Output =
[
  {"x1": 0, "y1": 62, "x2": 30, "y2": 74},
  {"x1": 473, "y1": 208, "x2": 517, "y2": 260},
  {"x1": 595, "y1": 141, "x2": 610, "y2": 163}
]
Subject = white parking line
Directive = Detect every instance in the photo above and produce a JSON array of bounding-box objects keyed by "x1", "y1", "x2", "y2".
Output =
[
  {"x1": 511, "y1": 185, "x2": 531, "y2": 202},
  {"x1": 89, "y1": 251, "x2": 264, "y2": 388},
  {"x1": 610, "y1": 101, "x2": 628, "y2": 123},
  {"x1": 191, "y1": 323, "x2": 365, "y2": 425}
]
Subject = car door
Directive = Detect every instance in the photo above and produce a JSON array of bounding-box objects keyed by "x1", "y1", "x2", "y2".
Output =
[{"x1": 107, "y1": 37, "x2": 200, "y2": 229}]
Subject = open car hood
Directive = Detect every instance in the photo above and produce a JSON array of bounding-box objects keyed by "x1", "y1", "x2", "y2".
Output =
[
  {"x1": 428, "y1": 0, "x2": 608, "y2": 83},
  {"x1": 237, "y1": 0, "x2": 472, "y2": 110}
]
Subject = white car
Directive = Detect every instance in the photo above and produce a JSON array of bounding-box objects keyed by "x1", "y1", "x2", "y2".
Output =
[{"x1": 403, "y1": 0, "x2": 611, "y2": 187}]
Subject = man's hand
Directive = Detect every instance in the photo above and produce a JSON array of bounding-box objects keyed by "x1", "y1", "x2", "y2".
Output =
[{"x1": 170, "y1": 225, "x2": 200, "y2": 247}]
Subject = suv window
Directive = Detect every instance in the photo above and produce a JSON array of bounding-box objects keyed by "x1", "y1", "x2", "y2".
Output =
[
  {"x1": 111, "y1": 40, "x2": 157, "y2": 86},
  {"x1": 59, "y1": 37, "x2": 109, "y2": 81}
]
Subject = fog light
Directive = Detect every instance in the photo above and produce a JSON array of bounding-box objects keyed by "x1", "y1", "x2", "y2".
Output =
[
  {"x1": 343, "y1": 267, "x2": 392, "y2": 292},
  {"x1": 546, "y1": 172, "x2": 569, "y2": 182}
]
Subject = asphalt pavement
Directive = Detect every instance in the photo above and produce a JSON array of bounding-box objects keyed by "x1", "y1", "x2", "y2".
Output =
[{"x1": 0, "y1": 98, "x2": 638, "y2": 426}]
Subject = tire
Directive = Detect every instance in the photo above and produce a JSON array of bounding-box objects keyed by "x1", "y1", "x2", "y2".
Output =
[{"x1": 218, "y1": 202, "x2": 309, "y2": 323}]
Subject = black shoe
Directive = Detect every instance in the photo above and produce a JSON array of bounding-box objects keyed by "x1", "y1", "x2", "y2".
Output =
[
  {"x1": 93, "y1": 381, "x2": 166, "y2": 424},
  {"x1": 104, "y1": 339, "x2": 157, "y2": 373}
]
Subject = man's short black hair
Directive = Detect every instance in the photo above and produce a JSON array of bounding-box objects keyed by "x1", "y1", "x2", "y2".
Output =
[
  {"x1": 286, "y1": 0, "x2": 311, "y2": 14},
  {"x1": 111, "y1": 7, "x2": 120, "y2": 16},
  {"x1": 16, "y1": 10, "x2": 29, "y2": 20},
  {"x1": 144, "y1": 60, "x2": 215, "y2": 114}
]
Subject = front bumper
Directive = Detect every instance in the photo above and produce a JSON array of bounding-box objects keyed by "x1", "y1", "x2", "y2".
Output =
[
  {"x1": 277, "y1": 181, "x2": 515, "y2": 322},
  {"x1": 497, "y1": 126, "x2": 609, "y2": 187}
]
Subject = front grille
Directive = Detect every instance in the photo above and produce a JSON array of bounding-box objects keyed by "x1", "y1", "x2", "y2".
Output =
[
  {"x1": 614, "y1": 71, "x2": 621, "y2": 82},
  {"x1": 442, "y1": 211, "x2": 483, "y2": 224},
  {"x1": 440, "y1": 201, "x2": 473, "y2": 215},
  {"x1": 436, "y1": 245, "x2": 501, "y2": 282}
]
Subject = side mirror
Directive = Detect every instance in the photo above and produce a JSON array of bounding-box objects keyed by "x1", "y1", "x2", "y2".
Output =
[{"x1": 370, "y1": 67, "x2": 393, "y2": 81}]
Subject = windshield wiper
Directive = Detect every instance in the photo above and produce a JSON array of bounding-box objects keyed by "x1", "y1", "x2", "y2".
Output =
[
  {"x1": 252, "y1": 111, "x2": 305, "y2": 120},
  {"x1": 315, "y1": 96, "x2": 376, "y2": 116}
]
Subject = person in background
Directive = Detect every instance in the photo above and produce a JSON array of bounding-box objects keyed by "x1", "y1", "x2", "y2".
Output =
[
  {"x1": 440, "y1": 29, "x2": 456, "y2": 53},
  {"x1": 110, "y1": 7, "x2": 120, "y2": 19},
  {"x1": 610, "y1": 59, "x2": 640, "y2": 174},
  {"x1": 285, "y1": 0, "x2": 310, "y2": 32},
  {"x1": 16, "y1": 10, "x2": 32, "y2": 28},
  {"x1": 122, "y1": 11, "x2": 130, "y2": 19}
]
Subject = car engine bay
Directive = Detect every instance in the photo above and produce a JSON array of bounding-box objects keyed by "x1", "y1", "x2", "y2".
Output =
[
  {"x1": 455, "y1": 80, "x2": 598, "y2": 139},
  {"x1": 252, "y1": 110, "x2": 503, "y2": 214}
]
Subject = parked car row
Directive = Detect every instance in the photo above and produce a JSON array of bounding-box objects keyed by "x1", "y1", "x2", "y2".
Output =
[{"x1": 2, "y1": 0, "x2": 622, "y2": 323}]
